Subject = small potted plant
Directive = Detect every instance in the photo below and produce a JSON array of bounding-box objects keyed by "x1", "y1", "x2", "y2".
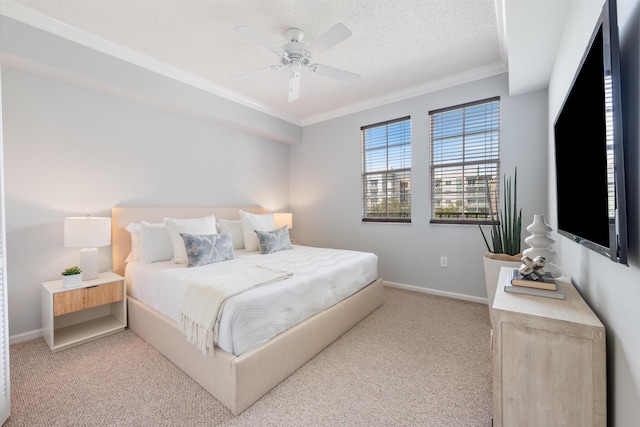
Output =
[{"x1": 61, "y1": 266, "x2": 82, "y2": 288}]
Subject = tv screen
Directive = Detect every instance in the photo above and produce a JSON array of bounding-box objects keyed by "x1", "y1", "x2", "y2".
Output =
[{"x1": 553, "y1": 0, "x2": 628, "y2": 264}]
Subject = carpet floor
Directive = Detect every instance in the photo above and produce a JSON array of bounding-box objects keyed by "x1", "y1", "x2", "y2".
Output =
[{"x1": 6, "y1": 286, "x2": 493, "y2": 426}]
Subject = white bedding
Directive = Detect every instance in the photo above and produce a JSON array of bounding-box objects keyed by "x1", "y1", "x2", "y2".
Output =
[{"x1": 125, "y1": 245, "x2": 378, "y2": 356}]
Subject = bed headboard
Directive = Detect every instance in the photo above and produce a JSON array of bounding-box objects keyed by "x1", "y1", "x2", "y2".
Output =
[{"x1": 111, "y1": 205, "x2": 268, "y2": 276}]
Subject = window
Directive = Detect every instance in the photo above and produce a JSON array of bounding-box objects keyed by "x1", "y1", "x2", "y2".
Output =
[
  {"x1": 430, "y1": 97, "x2": 500, "y2": 224},
  {"x1": 361, "y1": 117, "x2": 411, "y2": 222}
]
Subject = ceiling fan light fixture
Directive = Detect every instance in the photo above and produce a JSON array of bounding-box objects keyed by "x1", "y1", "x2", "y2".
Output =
[
  {"x1": 288, "y1": 72, "x2": 301, "y2": 101},
  {"x1": 290, "y1": 58, "x2": 302, "y2": 71},
  {"x1": 234, "y1": 23, "x2": 360, "y2": 100}
]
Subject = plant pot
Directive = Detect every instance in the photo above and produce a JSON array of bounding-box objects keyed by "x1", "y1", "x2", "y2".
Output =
[
  {"x1": 483, "y1": 252, "x2": 521, "y2": 319},
  {"x1": 62, "y1": 274, "x2": 82, "y2": 288}
]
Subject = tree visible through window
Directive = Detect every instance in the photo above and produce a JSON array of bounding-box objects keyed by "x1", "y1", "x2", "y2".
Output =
[
  {"x1": 361, "y1": 117, "x2": 411, "y2": 222},
  {"x1": 430, "y1": 97, "x2": 500, "y2": 224}
]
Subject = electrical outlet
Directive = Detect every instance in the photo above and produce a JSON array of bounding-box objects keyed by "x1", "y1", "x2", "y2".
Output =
[{"x1": 440, "y1": 256, "x2": 448, "y2": 268}]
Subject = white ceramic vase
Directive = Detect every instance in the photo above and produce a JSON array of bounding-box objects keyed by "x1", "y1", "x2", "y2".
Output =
[{"x1": 523, "y1": 214, "x2": 562, "y2": 278}]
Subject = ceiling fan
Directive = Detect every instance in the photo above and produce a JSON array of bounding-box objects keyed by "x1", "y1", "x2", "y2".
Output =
[{"x1": 232, "y1": 23, "x2": 360, "y2": 101}]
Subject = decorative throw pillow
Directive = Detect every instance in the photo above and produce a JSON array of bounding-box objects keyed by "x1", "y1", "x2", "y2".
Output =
[
  {"x1": 164, "y1": 215, "x2": 217, "y2": 264},
  {"x1": 239, "y1": 210, "x2": 276, "y2": 252},
  {"x1": 180, "y1": 233, "x2": 235, "y2": 267},
  {"x1": 219, "y1": 219, "x2": 245, "y2": 249},
  {"x1": 139, "y1": 221, "x2": 173, "y2": 263},
  {"x1": 254, "y1": 226, "x2": 292, "y2": 255}
]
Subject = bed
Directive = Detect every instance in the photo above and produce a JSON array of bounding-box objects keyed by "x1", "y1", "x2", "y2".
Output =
[{"x1": 111, "y1": 205, "x2": 384, "y2": 415}]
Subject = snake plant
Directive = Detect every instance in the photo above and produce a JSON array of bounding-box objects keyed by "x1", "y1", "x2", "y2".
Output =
[{"x1": 479, "y1": 168, "x2": 522, "y2": 256}]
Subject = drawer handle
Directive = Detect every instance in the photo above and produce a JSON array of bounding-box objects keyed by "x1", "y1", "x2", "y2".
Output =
[{"x1": 85, "y1": 285, "x2": 98, "y2": 289}]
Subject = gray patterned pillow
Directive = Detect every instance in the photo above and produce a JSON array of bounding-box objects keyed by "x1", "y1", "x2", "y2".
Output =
[
  {"x1": 254, "y1": 226, "x2": 292, "y2": 254},
  {"x1": 180, "y1": 233, "x2": 235, "y2": 267}
]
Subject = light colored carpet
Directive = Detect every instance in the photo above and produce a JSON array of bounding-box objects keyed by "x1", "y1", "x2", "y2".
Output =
[{"x1": 7, "y1": 287, "x2": 492, "y2": 426}]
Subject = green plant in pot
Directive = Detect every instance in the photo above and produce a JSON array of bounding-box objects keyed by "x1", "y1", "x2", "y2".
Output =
[
  {"x1": 479, "y1": 168, "x2": 523, "y2": 314},
  {"x1": 479, "y1": 168, "x2": 522, "y2": 259},
  {"x1": 61, "y1": 266, "x2": 83, "y2": 288},
  {"x1": 62, "y1": 266, "x2": 82, "y2": 276}
]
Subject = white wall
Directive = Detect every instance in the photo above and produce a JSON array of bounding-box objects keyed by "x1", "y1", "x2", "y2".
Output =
[
  {"x1": 290, "y1": 73, "x2": 549, "y2": 300},
  {"x1": 1, "y1": 67, "x2": 290, "y2": 339},
  {"x1": 547, "y1": 0, "x2": 640, "y2": 425}
]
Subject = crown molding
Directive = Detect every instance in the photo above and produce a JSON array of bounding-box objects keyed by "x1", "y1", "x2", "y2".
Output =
[
  {"x1": 301, "y1": 61, "x2": 508, "y2": 126},
  {"x1": 0, "y1": 0, "x2": 302, "y2": 126}
]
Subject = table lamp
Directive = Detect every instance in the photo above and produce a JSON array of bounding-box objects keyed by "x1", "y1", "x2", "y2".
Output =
[
  {"x1": 273, "y1": 212, "x2": 293, "y2": 230},
  {"x1": 64, "y1": 216, "x2": 111, "y2": 280}
]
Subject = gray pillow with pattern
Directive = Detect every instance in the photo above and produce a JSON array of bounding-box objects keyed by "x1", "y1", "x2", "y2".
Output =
[
  {"x1": 180, "y1": 233, "x2": 235, "y2": 267},
  {"x1": 254, "y1": 226, "x2": 292, "y2": 254}
]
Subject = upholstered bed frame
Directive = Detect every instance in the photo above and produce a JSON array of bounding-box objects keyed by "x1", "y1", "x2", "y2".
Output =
[{"x1": 111, "y1": 206, "x2": 384, "y2": 415}]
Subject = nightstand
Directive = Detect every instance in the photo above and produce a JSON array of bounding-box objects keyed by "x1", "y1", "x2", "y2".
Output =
[{"x1": 41, "y1": 271, "x2": 127, "y2": 352}]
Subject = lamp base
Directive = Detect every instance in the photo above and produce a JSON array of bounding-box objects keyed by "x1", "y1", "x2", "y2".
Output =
[{"x1": 79, "y1": 247, "x2": 99, "y2": 280}]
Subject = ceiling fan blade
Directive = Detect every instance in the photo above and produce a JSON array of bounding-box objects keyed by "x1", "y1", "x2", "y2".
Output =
[
  {"x1": 310, "y1": 64, "x2": 360, "y2": 83},
  {"x1": 235, "y1": 26, "x2": 285, "y2": 55},
  {"x1": 308, "y1": 23, "x2": 352, "y2": 55},
  {"x1": 288, "y1": 72, "x2": 300, "y2": 101},
  {"x1": 231, "y1": 65, "x2": 280, "y2": 81}
]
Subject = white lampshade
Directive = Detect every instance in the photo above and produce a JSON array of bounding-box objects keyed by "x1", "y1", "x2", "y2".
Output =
[
  {"x1": 64, "y1": 216, "x2": 111, "y2": 248},
  {"x1": 64, "y1": 216, "x2": 111, "y2": 280},
  {"x1": 273, "y1": 212, "x2": 293, "y2": 230}
]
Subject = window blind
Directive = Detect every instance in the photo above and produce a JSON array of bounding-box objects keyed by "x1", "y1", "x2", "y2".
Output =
[
  {"x1": 361, "y1": 117, "x2": 411, "y2": 222},
  {"x1": 430, "y1": 97, "x2": 500, "y2": 224}
]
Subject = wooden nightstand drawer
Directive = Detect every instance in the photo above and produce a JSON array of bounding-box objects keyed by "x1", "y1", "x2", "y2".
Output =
[{"x1": 53, "y1": 281, "x2": 124, "y2": 316}]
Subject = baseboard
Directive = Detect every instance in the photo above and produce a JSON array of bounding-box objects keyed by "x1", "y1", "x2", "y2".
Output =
[
  {"x1": 383, "y1": 281, "x2": 488, "y2": 305},
  {"x1": 9, "y1": 329, "x2": 43, "y2": 345}
]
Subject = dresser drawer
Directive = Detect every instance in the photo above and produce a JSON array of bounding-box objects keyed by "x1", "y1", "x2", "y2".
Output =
[{"x1": 53, "y1": 281, "x2": 124, "y2": 316}]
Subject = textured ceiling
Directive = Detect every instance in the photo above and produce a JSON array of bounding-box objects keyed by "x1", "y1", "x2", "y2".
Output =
[{"x1": 1, "y1": 0, "x2": 565, "y2": 125}]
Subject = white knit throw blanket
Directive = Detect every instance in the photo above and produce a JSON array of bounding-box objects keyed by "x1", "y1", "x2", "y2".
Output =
[{"x1": 179, "y1": 265, "x2": 293, "y2": 355}]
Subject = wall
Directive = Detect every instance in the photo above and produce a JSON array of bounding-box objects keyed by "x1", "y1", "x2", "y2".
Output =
[
  {"x1": 547, "y1": 0, "x2": 640, "y2": 425},
  {"x1": 1, "y1": 67, "x2": 290, "y2": 339},
  {"x1": 290, "y1": 73, "x2": 549, "y2": 300}
]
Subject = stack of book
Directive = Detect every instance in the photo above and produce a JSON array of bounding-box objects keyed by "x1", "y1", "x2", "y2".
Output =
[{"x1": 505, "y1": 269, "x2": 565, "y2": 300}]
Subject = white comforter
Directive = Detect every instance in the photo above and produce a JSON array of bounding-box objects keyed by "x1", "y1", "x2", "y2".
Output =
[{"x1": 125, "y1": 245, "x2": 378, "y2": 356}]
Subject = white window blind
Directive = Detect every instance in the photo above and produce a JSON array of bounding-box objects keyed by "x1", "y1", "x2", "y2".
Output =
[
  {"x1": 361, "y1": 117, "x2": 411, "y2": 222},
  {"x1": 430, "y1": 97, "x2": 500, "y2": 224}
]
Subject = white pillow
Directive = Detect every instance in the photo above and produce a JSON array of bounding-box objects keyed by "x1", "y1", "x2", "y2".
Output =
[
  {"x1": 125, "y1": 222, "x2": 142, "y2": 262},
  {"x1": 164, "y1": 215, "x2": 217, "y2": 264},
  {"x1": 218, "y1": 219, "x2": 244, "y2": 249},
  {"x1": 239, "y1": 210, "x2": 276, "y2": 252},
  {"x1": 219, "y1": 219, "x2": 245, "y2": 249},
  {"x1": 140, "y1": 221, "x2": 173, "y2": 263}
]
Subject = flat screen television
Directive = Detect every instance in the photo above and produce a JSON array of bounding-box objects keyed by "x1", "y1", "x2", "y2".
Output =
[{"x1": 553, "y1": 0, "x2": 628, "y2": 265}]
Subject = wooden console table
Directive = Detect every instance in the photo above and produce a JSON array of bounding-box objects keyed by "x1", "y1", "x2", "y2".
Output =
[{"x1": 492, "y1": 267, "x2": 606, "y2": 426}]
